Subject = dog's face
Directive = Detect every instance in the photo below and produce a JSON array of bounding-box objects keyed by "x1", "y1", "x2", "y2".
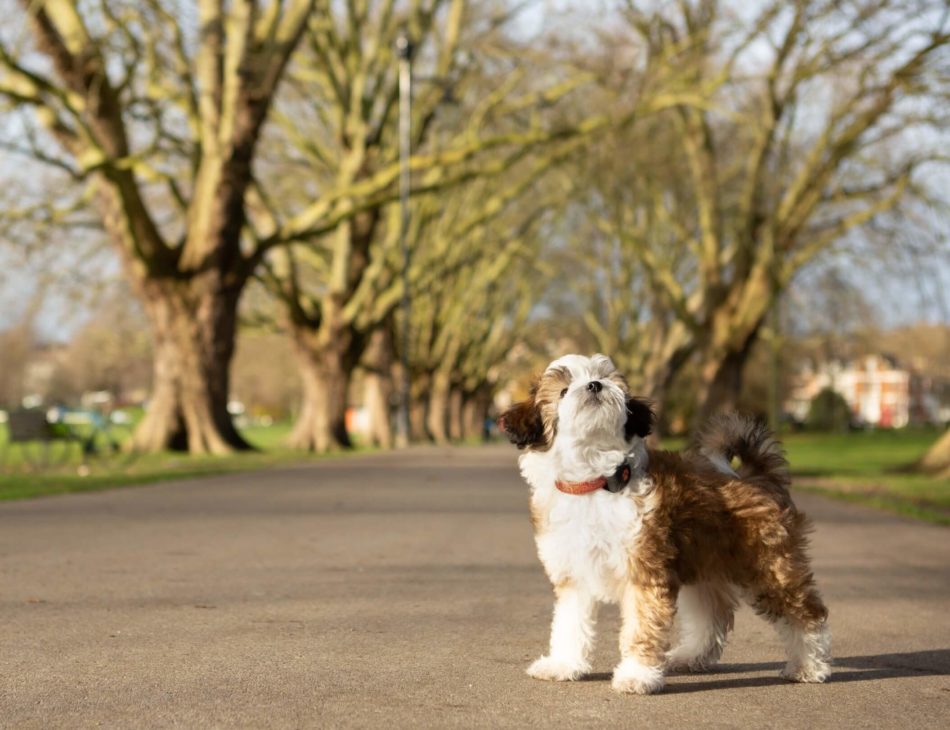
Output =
[{"x1": 500, "y1": 354, "x2": 654, "y2": 450}]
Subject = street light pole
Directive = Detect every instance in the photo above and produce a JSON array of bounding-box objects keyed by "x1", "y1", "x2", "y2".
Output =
[{"x1": 396, "y1": 31, "x2": 413, "y2": 448}]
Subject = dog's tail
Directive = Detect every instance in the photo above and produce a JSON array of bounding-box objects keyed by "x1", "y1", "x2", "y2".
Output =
[{"x1": 693, "y1": 414, "x2": 790, "y2": 488}]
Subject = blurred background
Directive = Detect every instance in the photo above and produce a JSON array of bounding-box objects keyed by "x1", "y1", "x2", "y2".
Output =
[{"x1": 0, "y1": 1, "x2": 947, "y2": 513}]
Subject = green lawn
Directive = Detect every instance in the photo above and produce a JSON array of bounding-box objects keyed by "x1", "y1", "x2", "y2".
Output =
[
  {"x1": 780, "y1": 428, "x2": 949, "y2": 526},
  {"x1": 660, "y1": 428, "x2": 948, "y2": 525},
  {"x1": 0, "y1": 422, "x2": 373, "y2": 501},
  {"x1": 2, "y1": 419, "x2": 947, "y2": 525}
]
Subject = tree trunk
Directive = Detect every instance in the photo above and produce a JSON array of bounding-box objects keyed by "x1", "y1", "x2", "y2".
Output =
[
  {"x1": 918, "y1": 429, "x2": 950, "y2": 478},
  {"x1": 362, "y1": 326, "x2": 394, "y2": 449},
  {"x1": 131, "y1": 279, "x2": 252, "y2": 454},
  {"x1": 410, "y1": 373, "x2": 431, "y2": 442},
  {"x1": 639, "y1": 335, "x2": 695, "y2": 439},
  {"x1": 282, "y1": 206, "x2": 378, "y2": 452},
  {"x1": 448, "y1": 386, "x2": 464, "y2": 441},
  {"x1": 287, "y1": 326, "x2": 357, "y2": 452},
  {"x1": 462, "y1": 393, "x2": 480, "y2": 441},
  {"x1": 641, "y1": 369, "x2": 677, "y2": 441},
  {"x1": 462, "y1": 386, "x2": 492, "y2": 441},
  {"x1": 693, "y1": 330, "x2": 760, "y2": 430},
  {"x1": 427, "y1": 371, "x2": 451, "y2": 445}
]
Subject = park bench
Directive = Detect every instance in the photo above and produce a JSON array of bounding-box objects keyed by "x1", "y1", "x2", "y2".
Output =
[
  {"x1": 2, "y1": 409, "x2": 77, "y2": 468},
  {"x1": 1, "y1": 407, "x2": 138, "y2": 470},
  {"x1": 7, "y1": 409, "x2": 57, "y2": 441}
]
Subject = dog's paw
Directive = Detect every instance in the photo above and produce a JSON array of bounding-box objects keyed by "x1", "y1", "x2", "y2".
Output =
[
  {"x1": 781, "y1": 625, "x2": 831, "y2": 683},
  {"x1": 611, "y1": 658, "x2": 665, "y2": 695},
  {"x1": 781, "y1": 659, "x2": 831, "y2": 683},
  {"x1": 526, "y1": 655, "x2": 588, "y2": 682}
]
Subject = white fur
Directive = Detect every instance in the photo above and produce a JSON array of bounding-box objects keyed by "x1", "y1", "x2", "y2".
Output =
[
  {"x1": 519, "y1": 355, "x2": 656, "y2": 688},
  {"x1": 611, "y1": 657, "x2": 666, "y2": 695},
  {"x1": 526, "y1": 587, "x2": 596, "y2": 681},
  {"x1": 520, "y1": 356, "x2": 653, "y2": 604},
  {"x1": 667, "y1": 583, "x2": 735, "y2": 672},
  {"x1": 526, "y1": 655, "x2": 588, "y2": 682},
  {"x1": 522, "y1": 454, "x2": 652, "y2": 603},
  {"x1": 777, "y1": 620, "x2": 832, "y2": 683},
  {"x1": 544, "y1": 354, "x2": 632, "y2": 481}
]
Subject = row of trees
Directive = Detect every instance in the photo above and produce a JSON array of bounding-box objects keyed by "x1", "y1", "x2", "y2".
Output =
[
  {"x1": 1, "y1": 1, "x2": 948, "y2": 470},
  {"x1": 559, "y1": 0, "x2": 949, "y2": 428},
  {"x1": 0, "y1": 0, "x2": 582, "y2": 452}
]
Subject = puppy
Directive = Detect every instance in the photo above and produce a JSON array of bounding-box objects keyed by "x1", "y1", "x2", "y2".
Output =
[{"x1": 500, "y1": 354, "x2": 830, "y2": 694}]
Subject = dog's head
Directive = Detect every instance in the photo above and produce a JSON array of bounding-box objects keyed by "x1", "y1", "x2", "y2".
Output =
[{"x1": 499, "y1": 354, "x2": 654, "y2": 451}]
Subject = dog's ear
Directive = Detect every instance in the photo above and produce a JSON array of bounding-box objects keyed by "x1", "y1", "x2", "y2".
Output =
[
  {"x1": 624, "y1": 397, "x2": 655, "y2": 440},
  {"x1": 498, "y1": 398, "x2": 545, "y2": 450}
]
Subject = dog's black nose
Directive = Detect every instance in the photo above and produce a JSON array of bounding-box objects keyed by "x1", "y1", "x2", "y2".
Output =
[{"x1": 587, "y1": 381, "x2": 602, "y2": 393}]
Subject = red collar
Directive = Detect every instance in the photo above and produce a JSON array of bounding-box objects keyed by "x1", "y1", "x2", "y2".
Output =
[
  {"x1": 554, "y1": 461, "x2": 634, "y2": 496},
  {"x1": 554, "y1": 476, "x2": 608, "y2": 495}
]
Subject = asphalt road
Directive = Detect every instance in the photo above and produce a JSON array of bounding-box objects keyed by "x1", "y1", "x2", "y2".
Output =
[{"x1": 1, "y1": 445, "x2": 948, "y2": 728}]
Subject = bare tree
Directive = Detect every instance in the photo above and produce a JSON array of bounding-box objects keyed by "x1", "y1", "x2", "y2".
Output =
[
  {"x1": 254, "y1": 0, "x2": 475, "y2": 451},
  {"x1": 409, "y1": 174, "x2": 556, "y2": 443},
  {"x1": 0, "y1": 0, "x2": 324, "y2": 452},
  {"x1": 253, "y1": 1, "x2": 630, "y2": 451},
  {"x1": 577, "y1": 0, "x2": 949, "y2": 426},
  {"x1": 404, "y1": 191, "x2": 547, "y2": 444}
]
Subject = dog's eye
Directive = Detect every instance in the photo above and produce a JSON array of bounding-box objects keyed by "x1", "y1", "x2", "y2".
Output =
[{"x1": 560, "y1": 388, "x2": 568, "y2": 398}]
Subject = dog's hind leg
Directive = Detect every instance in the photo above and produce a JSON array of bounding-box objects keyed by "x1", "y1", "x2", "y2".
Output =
[
  {"x1": 775, "y1": 610, "x2": 831, "y2": 683},
  {"x1": 747, "y1": 565, "x2": 831, "y2": 683},
  {"x1": 667, "y1": 582, "x2": 737, "y2": 672}
]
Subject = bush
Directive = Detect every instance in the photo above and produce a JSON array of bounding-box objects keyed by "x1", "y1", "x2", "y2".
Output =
[{"x1": 806, "y1": 388, "x2": 853, "y2": 431}]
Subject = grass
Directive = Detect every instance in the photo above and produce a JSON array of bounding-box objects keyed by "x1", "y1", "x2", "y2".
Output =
[
  {"x1": 779, "y1": 428, "x2": 950, "y2": 526},
  {"x1": 0, "y1": 422, "x2": 374, "y2": 502},
  {"x1": 2, "y1": 418, "x2": 947, "y2": 526},
  {"x1": 659, "y1": 428, "x2": 948, "y2": 525}
]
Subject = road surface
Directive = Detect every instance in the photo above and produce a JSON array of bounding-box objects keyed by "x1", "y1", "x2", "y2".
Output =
[{"x1": 1, "y1": 445, "x2": 948, "y2": 728}]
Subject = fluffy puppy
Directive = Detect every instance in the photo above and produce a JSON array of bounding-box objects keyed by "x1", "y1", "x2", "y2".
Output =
[{"x1": 500, "y1": 354, "x2": 830, "y2": 695}]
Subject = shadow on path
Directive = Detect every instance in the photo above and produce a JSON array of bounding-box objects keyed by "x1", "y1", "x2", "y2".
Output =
[{"x1": 581, "y1": 650, "x2": 950, "y2": 694}]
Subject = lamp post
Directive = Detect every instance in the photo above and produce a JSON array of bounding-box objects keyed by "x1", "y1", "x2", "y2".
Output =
[{"x1": 395, "y1": 30, "x2": 413, "y2": 448}]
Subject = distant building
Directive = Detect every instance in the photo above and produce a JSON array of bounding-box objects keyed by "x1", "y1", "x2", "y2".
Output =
[{"x1": 786, "y1": 355, "x2": 944, "y2": 428}]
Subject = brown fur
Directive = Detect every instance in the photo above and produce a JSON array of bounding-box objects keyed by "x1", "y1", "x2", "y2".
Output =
[
  {"x1": 618, "y1": 447, "x2": 828, "y2": 673},
  {"x1": 507, "y1": 365, "x2": 828, "y2": 684}
]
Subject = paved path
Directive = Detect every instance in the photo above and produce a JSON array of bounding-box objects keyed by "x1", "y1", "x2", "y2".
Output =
[{"x1": 1, "y1": 446, "x2": 948, "y2": 728}]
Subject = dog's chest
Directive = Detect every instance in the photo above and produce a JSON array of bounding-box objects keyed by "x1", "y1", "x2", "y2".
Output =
[{"x1": 532, "y1": 489, "x2": 642, "y2": 603}]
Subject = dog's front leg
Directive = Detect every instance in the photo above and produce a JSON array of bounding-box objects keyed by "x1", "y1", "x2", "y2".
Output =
[
  {"x1": 612, "y1": 580, "x2": 677, "y2": 694},
  {"x1": 527, "y1": 582, "x2": 596, "y2": 681}
]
